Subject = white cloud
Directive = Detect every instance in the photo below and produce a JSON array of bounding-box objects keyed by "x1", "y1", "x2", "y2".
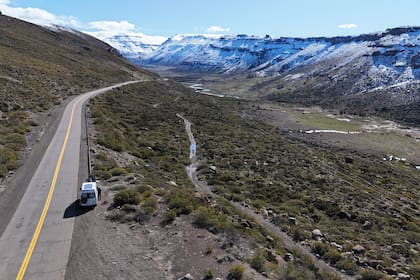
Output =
[
  {"x1": 88, "y1": 20, "x2": 136, "y2": 33},
  {"x1": 0, "y1": 1, "x2": 167, "y2": 45},
  {"x1": 86, "y1": 21, "x2": 167, "y2": 45},
  {"x1": 206, "y1": 25, "x2": 230, "y2": 33},
  {"x1": 0, "y1": 1, "x2": 80, "y2": 27},
  {"x1": 338, "y1": 23, "x2": 358, "y2": 29}
]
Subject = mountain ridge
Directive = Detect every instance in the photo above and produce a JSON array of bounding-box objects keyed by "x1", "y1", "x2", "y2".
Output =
[{"x1": 106, "y1": 26, "x2": 420, "y2": 124}]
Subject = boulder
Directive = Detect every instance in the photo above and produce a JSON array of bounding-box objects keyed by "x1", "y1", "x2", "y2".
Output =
[
  {"x1": 266, "y1": 235, "x2": 274, "y2": 243},
  {"x1": 344, "y1": 156, "x2": 354, "y2": 164},
  {"x1": 352, "y1": 244, "x2": 366, "y2": 254},
  {"x1": 397, "y1": 273, "x2": 411, "y2": 280},
  {"x1": 366, "y1": 259, "x2": 383, "y2": 269},
  {"x1": 288, "y1": 217, "x2": 297, "y2": 225},
  {"x1": 312, "y1": 229, "x2": 322, "y2": 240},
  {"x1": 240, "y1": 219, "x2": 252, "y2": 229},
  {"x1": 178, "y1": 273, "x2": 194, "y2": 280},
  {"x1": 261, "y1": 208, "x2": 269, "y2": 218},
  {"x1": 337, "y1": 210, "x2": 351, "y2": 220},
  {"x1": 362, "y1": 221, "x2": 373, "y2": 230},
  {"x1": 330, "y1": 242, "x2": 343, "y2": 251},
  {"x1": 284, "y1": 253, "x2": 294, "y2": 262},
  {"x1": 216, "y1": 254, "x2": 234, "y2": 263},
  {"x1": 384, "y1": 267, "x2": 398, "y2": 276}
]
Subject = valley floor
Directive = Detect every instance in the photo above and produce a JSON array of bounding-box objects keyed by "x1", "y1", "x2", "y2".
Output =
[
  {"x1": 4, "y1": 75, "x2": 418, "y2": 279},
  {"x1": 64, "y1": 77, "x2": 419, "y2": 280}
]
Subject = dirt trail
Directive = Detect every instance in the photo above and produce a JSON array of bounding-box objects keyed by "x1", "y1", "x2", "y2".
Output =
[{"x1": 177, "y1": 114, "x2": 352, "y2": 279}]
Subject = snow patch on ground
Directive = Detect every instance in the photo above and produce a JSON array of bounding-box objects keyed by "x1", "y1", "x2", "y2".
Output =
[
  {"x1": 326, "y1": 114, "x2": 351, "y2": 122},
  {"x1": 305, "y1": 129, "x2": 361, "y2": 134}
]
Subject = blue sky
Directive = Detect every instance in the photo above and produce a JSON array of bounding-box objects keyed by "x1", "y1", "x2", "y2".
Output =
[{"x1": 1, "y1": 0, "x2": 419, "y2": 38}]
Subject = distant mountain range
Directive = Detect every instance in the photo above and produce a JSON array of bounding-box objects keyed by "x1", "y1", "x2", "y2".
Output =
[
  {"x1": 97, "y1": 33, "x2": 167, "y2": 61},
  {"x1": 103, "y1": 27, "x2": 420, "y2": 124},
  {"x1": 107, "y1": 28, "x2": 418, "y2": 76}
]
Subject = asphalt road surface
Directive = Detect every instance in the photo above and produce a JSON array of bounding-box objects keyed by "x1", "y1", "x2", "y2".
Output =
[{"x1": 0, "y1": 81, "x2": 138, "y2": 280}]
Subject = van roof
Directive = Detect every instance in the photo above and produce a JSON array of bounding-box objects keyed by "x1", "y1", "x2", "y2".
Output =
[{"x1": 81, "y1": 182, "x2": 97, "y2": 191}]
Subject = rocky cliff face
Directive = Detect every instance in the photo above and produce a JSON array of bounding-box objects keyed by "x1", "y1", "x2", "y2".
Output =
[{"x1": 136, "y1": 27, "x2": 419, "y2": 80}]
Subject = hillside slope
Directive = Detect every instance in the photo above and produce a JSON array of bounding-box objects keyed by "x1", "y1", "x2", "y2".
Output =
[
  {"x1": 0, "y1": 15, "x2": 154, "y2": 177},
  {"x1": 0, "y1": 15, "x2": 155, "y2": 112}
]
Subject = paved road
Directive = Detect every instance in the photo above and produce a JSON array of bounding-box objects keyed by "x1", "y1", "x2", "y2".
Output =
[{"x1": 0, "y1": 81, "x2": 138, "y2": 280}]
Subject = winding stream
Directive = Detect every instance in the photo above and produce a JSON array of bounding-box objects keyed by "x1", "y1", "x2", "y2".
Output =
[
  {"x1": 176, "y1": 113, "x2": 350, "y2": 279},
  {"x1": 176, "y1": 114, "x2": 196, "y2": 159},
  {"x1": 183, "y1": 82, "x2": 240, "y2": 99}
]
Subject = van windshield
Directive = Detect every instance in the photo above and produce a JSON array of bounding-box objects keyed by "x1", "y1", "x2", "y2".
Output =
[{"x1": 81, "y1": 192, "x2": 95, "y2": 199}]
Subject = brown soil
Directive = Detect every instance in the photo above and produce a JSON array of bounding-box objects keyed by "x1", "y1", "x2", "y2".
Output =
[{"x1": 65, "y1": 180, "x2": 267, "y2": 280}]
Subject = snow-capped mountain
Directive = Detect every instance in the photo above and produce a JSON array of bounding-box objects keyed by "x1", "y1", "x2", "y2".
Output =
[
  {"x1": 106, "y1": 27, "x2": 420, "y2": 123},
  {"x1": 136, "y1": 27, "x2": 419, "y2": 79},
  {"x1": 101, "y1": 27, "x2": 419, "y2": 82},
  {"x1": 88, "y1": 32, "x2": 167, "y2": 60},
  {"x1": 105, "y1": 27, "x2": 420, "y2": 92}
]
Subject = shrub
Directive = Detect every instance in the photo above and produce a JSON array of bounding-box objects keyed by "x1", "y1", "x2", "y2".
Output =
[
  {"x1": 142, "y1": 190, "x2": 153, "y2": 198},
  {"x1": 0, "y1": 147, "x2": 19, "y2": 170},
  {"x1": 193, "y1": 207, "x2": 213, "y2": 228},
  {"x1": 336, "y1": 259, "x2": 358, "y2": 275},
  {"x1": 136, "y1": 184, "x2": 153, "y2": 193},
  {"x1": 324, "y1": 249, "x2": 342, "y2": 265},
  {"x1": 311, "y1": 242, "x2": 329, "y2": 257},
  {"x1": 113, "y1": 189, "x2": 141, "y2": 207},
  {"x1": 203, "y1": 268, "x2": 214, "y2": 280},
  {"x1": 161, "y1": 210, "x2": 176, "y2": 226},
  {"x1": 227, "y1": 264, "x2": 244, "y2": 280},
  {"x1": 292, "y1": 228, "x2": 310, "y2": 242},
  {"x1": 0, "y1": 164, "x2": 7, "y2": 177},
  {"x1": 110, "y1": 167, "x2": 127, "y2": 176},
  {"x1": 277, "y1": 264, "x2": 316, "y2": 280},
  {"x1": 250, "y1": 249, "x2": 266, "y2": 273},
  {"x1": 142, "y1": 196, "x2": 158, "y2": 214},
  {"x1": 165, "y1": 189, "x2": 195, "y2": 215},
  {"x1": 192, "y1": 206, "x2": 230, "y2": 233},
  {"x1": 5, "y1": 133, "x2": 26, "y2": 150},
  {"x1": 359, "y1": 269, "x2": 386, "y2": 280},
  {"x1": 93, "y1": 170, "x2": 112, "y2": 180},
  {"x1": 408, "y1": 265, "x2": 420, "y2": 280},
  {"x1": 204, "y1": 245, "x2": 213, "y2": 255},
  {"x1": 110, "y1": 185, "x2": 126, "y2": 191},
  {"x1": 98, "y1": 131, "x2": 124, "y2": 152},
  {"x1": 121, "y1": 204, "x2": 137, "y2": 212}
]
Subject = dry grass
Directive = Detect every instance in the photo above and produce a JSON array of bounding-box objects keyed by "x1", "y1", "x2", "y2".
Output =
[{"x1": 0, "y1": 15, "x2": 154, "y2": 177}]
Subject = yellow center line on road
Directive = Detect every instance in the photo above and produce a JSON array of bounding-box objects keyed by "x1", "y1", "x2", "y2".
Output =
[{"x1": 16, "y1": 97, "x2": 83, "y2": 280}]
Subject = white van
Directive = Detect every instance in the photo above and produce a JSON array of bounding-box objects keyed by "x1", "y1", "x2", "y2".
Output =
[{"x1": 79, "y1": 181, "x2": 98, "y2": 207}]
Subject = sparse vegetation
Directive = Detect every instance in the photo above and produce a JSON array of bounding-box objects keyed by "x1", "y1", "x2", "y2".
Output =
[
  {"x1": 359, "y1": 269, "x2": 386, "y2": 280},
  {"x1": 192, "y1": 206, "x2": 231, "y2": 233},
  {"x1": 336, "y1": 259, "x2": 359, "y2": 275},
  {"x1": 110, "y1": 167, "x2": 128, "y2": 176},
  {"x1": 113, "y1": 189, "x2": 141, "y2": 207},
  {"x1": 227, "y1": 264, "x2": 244, "y2": 280},
  {"x1": 160, "y1": 209, "x2": 176, "y2": 226},
  {"x1": 203, "y1": 268, "x2": 214, "y2": 279},
  {"x1": 276, "y1": 264, "x2": 316, "y2": 280},
  {"x1": 0, "y1": 111, "x2": 30, "y2": 176},
  {"x1": 90, "y1": 80, "x2": 419, "y2": 279},
  {"x1": 0, "y1": 15, "x2": 152, "y2": 178},
  {"x1": 249, "y1": 248, "x2": 266, "y2": 273}
]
